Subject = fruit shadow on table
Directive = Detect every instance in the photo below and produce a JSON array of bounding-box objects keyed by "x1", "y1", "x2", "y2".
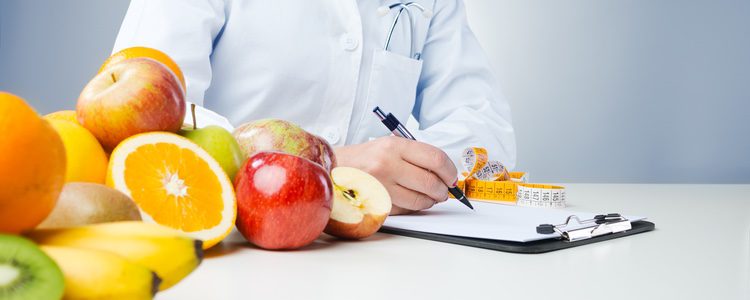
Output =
[{"x1": 204, "y1": 231, "x2": 396, "y2": 258}]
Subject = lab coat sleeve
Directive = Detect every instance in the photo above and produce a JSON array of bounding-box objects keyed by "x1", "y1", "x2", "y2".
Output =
[
  {"x1": 112, "y1": 0, "x2": 226, "y2": 106},
  {"x1": 411, "y1": 0, "x2": 517, "y2": 170}
]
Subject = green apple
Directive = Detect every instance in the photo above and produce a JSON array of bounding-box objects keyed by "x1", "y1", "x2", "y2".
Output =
[{"x1": 180, "y1": 125, "x2": 243, "y2": 181}]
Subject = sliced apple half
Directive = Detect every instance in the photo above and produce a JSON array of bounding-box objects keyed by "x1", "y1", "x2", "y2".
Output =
[{"x1": 324, "y1": 167, "x2": 392, "y2": 239}]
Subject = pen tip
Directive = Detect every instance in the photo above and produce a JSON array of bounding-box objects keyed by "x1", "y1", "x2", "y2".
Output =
[{"x1": 458, "y1": 197, "x2": 474, "y2": 210}]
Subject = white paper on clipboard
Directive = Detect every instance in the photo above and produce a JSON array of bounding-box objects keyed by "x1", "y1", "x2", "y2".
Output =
[{"x1": 381, "y1": 200, "x2": 646, "y2": 243}]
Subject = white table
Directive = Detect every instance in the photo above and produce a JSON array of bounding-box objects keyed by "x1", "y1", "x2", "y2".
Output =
[{"x1": 160, "y1": 184, "x2": 750, "y2": 300}]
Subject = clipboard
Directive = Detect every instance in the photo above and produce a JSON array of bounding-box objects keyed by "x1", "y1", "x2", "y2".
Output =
[
  {"x1": 381, "y1": 220, "x2": 654, "y2": 254},
  {"x1": 378, "y1": 201, "x2": 655, "y2": 254}
]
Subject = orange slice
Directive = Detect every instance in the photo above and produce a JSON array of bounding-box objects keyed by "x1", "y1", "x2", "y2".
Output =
[{"x1": 106, "y1": 132, "x2": 235, "y2": 248}]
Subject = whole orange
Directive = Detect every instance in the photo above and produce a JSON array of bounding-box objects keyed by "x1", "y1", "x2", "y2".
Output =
[
  {"x1": 0, "y1": 92, "x2": 67, "y2": 233},
  {"x1": 99, "y1": 46, "x2": 186, "y2": 92},
  {"x1": 44, "y1": 110, "x2": 80, "y2": 125},
  {"x1": 46, "y1": 119, "x2": 108, "y2": 184}
]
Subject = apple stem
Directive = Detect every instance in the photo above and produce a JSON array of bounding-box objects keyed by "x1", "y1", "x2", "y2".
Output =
[
  {"x1": 190, "y1": 103, "x2": 197, "y2": 130},
  {"x1": 110, "y1": 73, "x2": 116, "y2": 83}
]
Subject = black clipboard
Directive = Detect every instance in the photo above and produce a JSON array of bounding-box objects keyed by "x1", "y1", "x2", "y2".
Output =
[{"x1": 379, "y1": 220, "x2": 655, "y2": 254}]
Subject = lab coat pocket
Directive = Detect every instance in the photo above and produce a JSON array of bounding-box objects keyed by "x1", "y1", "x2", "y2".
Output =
[{"x1": 366, "y1": 49, "x2": 423, "y2": 126}]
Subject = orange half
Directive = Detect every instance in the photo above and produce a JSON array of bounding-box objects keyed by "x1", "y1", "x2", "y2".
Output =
[{"x1": 106, "y1": 132, "x2": 235, "y2": 248}]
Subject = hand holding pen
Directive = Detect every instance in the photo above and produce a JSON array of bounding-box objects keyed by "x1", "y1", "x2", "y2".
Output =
[
  {"x1": 334, "y1": 127, "x2": 466, "y2": 214},
  {"x1": 373, "y1": 107, "x2": 474, "y2": 210}
]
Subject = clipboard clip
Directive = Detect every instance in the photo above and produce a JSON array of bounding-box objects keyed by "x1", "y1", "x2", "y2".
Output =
[{"x1": 536, "y1": 213, "x2": 633, "y2": 242}]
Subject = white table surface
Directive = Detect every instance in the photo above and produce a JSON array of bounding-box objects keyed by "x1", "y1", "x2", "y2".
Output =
[{"x1": 160, "y1": 184, "x2": 750, "y2": 300}]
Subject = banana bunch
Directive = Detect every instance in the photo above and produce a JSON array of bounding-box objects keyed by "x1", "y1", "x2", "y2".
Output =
[{"x1": 27, "y1": 221, "x2": 203, "y2": 300}]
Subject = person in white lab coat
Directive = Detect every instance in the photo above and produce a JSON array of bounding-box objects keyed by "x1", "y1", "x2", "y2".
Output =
[{"x1": 113, "y1": 0, "x2": 516, "y2": 214}]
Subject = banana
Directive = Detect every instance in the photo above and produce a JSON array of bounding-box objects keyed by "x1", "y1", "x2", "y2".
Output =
[
  {"x1": 27, "y1": 221, "x2": 203, "y2": 290},
  {"x1": 41, "y1": 246, "x2": 160, "y2": 300}
]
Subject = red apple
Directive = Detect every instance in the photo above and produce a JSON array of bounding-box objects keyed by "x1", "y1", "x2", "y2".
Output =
[
  {"x1": 233, "y1": 119, "x2": 336, "y2": 172},
  {"x1": 234, "y1": 151, "x2": 333, "y2": 250},
  {"x1": 77, "y1": 58, "x2": 185, "y2": 151}
]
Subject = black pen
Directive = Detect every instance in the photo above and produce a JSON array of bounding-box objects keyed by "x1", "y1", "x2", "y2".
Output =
[{"x1": 372, "y1": 107, "x2": 474, "y2": 210}]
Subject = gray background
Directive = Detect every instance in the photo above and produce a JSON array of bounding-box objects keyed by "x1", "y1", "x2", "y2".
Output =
[{"x1": 1, "y1": 0, "x2": 748, "y2": 183}]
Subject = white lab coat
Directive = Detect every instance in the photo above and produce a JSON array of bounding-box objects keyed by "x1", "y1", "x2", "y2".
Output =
[{"x1": 113, "y1": 0, "x2": 516, "y2": 169}]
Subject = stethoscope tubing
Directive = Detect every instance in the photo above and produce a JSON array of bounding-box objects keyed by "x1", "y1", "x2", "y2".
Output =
[{"x1": 382, "y1": 2, "x2": 430, "y2": 60}]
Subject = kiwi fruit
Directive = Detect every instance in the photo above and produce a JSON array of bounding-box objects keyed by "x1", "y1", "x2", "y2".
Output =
[
  {"x1": 37, "y1": 182, "x2": 141, "y2": 229},
  {"x1": 0, "y1": 234, "x2": 64, "y2": 300}
]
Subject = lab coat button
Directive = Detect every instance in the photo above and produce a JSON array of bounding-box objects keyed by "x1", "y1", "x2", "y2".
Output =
[
  {"x1": 322, "y1": 128, "x2": 340, "y2": 144},
  {"x1": 340, "y1": 34, "x2": 359, "y2": 51}
]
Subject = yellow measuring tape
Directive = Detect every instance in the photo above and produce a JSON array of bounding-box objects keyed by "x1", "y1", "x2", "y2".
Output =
[{"x1": 454, "y1": 147, "x2": 566, "y2": 208}]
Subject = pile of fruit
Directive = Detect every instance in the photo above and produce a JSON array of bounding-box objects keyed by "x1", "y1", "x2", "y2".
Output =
[{"x1": 1, "y1": 47, "x2": 391, "y2": 299}]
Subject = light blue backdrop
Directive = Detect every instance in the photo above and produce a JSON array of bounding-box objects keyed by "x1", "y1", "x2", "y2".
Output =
[{"x1": 1, "y1": 0, "x2": 748, "y2": 183}]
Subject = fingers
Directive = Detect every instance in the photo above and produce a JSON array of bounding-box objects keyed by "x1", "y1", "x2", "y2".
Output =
[
  {"x1": 335, "y1": 136, "x2": 455, "y2": 214},
  {"x1": 389, "y1": 184, "x2": 437, "y2": 211},
  {"x1": 394, "y1": 162, "x2": 449, "y2": 203},
  {"x1": 390, "y1": 205, "x2": 415, "y2": 215},
  {"x1": 398, "y1": 139, "x2": 458, "y2": 187}
]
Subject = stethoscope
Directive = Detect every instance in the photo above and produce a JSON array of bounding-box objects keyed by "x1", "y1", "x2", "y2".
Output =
[{"x1": 377, "y1": 2, "x2": 432, "y2": 60}]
